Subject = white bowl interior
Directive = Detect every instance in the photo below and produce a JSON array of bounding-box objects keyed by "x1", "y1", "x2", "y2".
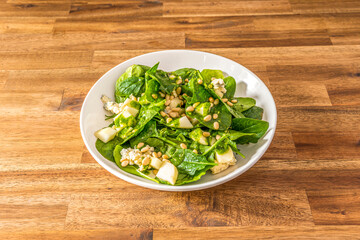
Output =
[{"x1": 80, "y1": 50, "x2": 277, "y2": 191}]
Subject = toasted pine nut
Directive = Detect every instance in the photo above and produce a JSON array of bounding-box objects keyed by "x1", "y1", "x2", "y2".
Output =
[
  {"x1": 141, "y1": 146, "x2": 150, "y2": 153},
  {"x1": 202, "y1": 132, "x2": 210, "y2": 137},
  {"x1": 209, "y1": 97, "x2": 214, "y2": 102},
  {"x1": 193, "y1": 102, "x2": 200, "y2": 108},
  {"x1": 216, "y1": 135, "x2": 221, "y2": 140},
  {"x1": 172, "y1": 107, "x2": 181, "y2": 112},
  {"x1": 166, "y1": 118, "x2": 172, "y2": 123},
  {"x1": 214, "y1": 99, "x2": 219, "y2": 105},
  {"x1": 142, "y1": 157, "x2": 150, "y2": 166},
  {"x1": 227, "y1": 101, "x2": 234, "y2": 107},
  {"x1": 204, "y1": 115, "x2": 212, "y2": 122},
  {"x1": 176, "y1": 79, "x2": 182, "y2": 85},
  {"x1": 160, "y1": 111, "x2": 167, "y2": 117},
  {"x1": 213, "y1": 122, "x2": 220, "y2": 130},
  {"x1": 169, "y1": 112, "x2": 178, "y2": 118},
  {"x1": 159, "y1": 92, "x2": 165, "y2": 98},
  {"x1": 213, "y1": 114, "x2": 218, "y2": 119},
  {"x1": 222, "y1": 98, "x2": 228, "y2": 103},
  {"x1": 163, "y1": 154, "x2": 169, "y2": 159},
  {"x1": 137, "y1": 142, "x2": 144, "y2": 149},
  {"x1": 152, "y1": 152, "x2": 158, "y2": 158},
  {"x1": 166, "y1": 106, "x2": 171, "y2": 111},
  {"x1": 165, "y1": 100, "x2": 171, "y2": 106},
  {"x1": 231, "y1": 99, "x2": 238, "y2": 103},
  {"x1": 180, "y1": 143, "x2": 187, "y2": 149},
  {"x1": 176, "y1": 87, "x2": 182, "y2": 95},
  {"x1": 152, "y1": 94, "x2": 158, "y2": 99},
  {"x1": 157, "y1": 152, "x2": 162, "y2": 157},
  {"x1": 121, "y1": 161, "x2": 129, "y2": 167},
  {"x1": 193, "y1": 149, "x2": 198, "y2": 154},
  {"x1": 185, "y1": 78, "x2": 189, "y2": 82},
  {"x1": 166, "y1": 94, "x2": 170, "y2": 101},
  {"x1": 120, "y1": 158, "x2": 129, "y2": 163},
  {"x1": 170, "y1": 95, "x2": 175, "y2": 100},
  {"x1": 186, "y1": 106, "x2": 195, "y2": 112},
  {"x1": 197, "y1": 79, "x2": 203, "y2": 84},
  {"x1": 181, "y1": 113, "x2": 186, "y2": 116}
]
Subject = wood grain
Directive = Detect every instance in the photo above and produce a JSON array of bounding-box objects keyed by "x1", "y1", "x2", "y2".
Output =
[{"x1": 1, "y1": 0, "x2": 360, "y2": 238}]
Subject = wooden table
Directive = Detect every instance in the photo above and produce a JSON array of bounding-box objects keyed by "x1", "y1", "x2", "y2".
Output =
[{"x1": 1, "y1": 1, "x2": 360, "y2": 239}]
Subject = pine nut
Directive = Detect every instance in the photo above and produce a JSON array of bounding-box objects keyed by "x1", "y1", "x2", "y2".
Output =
[
  {"x1": 169, "y1": 112, "x2": 178, "y2": 118},
  {"x1": 152, "y1": 94, "x2": 158, "y2": 99},
  {"x1": 142, "y1": 157, "x2": 150, "y2": 166},
  {"x1": 216, "y1": 135, "x2": 221, "y2": 140},
  {"x1": 141, "y1": 146, "x2": 150, "y2": 153},
  {"x1": 166, "y1": 106, "x2": 171, "y2": 111},
  {"x1": 121, "y1": 161, "x2": 129, "y2": 167},
  {"x1": 157, "y1": 152, "x2": 162, "y2": 157},
  {"x1": 180, "y1": 143, "x2": 187, "y2": 149},
  {"x1": 163, "y1": 154, "x2": 169, "y2": 159},
  {"x1": 213, "y1": 121, "x2": 220, "y2": 130},
  {"x1": 165, "y1": 100, "x2": 171, "y2": 106},
  {"x1": 204, "y1": 115, "x2": 212, "y2": 122},
  {"x1": 181, "y1": 113, "x2": 186, "y2": 116},
  {"x1": 186, "y1": 106, "x2": 195, "y2": 112},
  {"x1": 166, "y1": 95, "x2": 170, "y2": 101},
  {"x1": 120, "y1": 158, "x2": 129, "y2": 163},
  {"x1": 227, "y1": 101, "x2": 234, "y2": 107},
  {"x1": 152, "y1": 152, "x2": 158, "y2": 158},
  {"x1": 193, "y1": 102, "x2": 200, "y2": 108},
  {"x1": 214, "y1": 99, "x2": 219, "y2": 105},
  {"x1": 209, "y1": 97, "x2": 214, "y2": 102},
  {"x1": 159, "y1": 92, "x2": 165, "y2": 98},
  {"x1": 176, "y1": 79, "x2": 182, "y2": 85},
  {"x1": 231, "y1": 99, "x2": 238, "y2": 103},
  {"x1": 185, "y1": 78, "x2": 189, "y2": 82},
  {"x1": 172, "y1": 107, "x2": 181, "y2": 112},
  {"x1": 193, "y1": 149, "x2": 198, "y2": 154},
  {"x1": 222, "y1": 98, "x2": 228, "y2": 102},
  {"x1": 213, "y1": 114, "x2": 218, "y2": 119},
  {"x1": 137, "y1": 142, "x2": 144, "y2": 149},
  {"x1": 197, "y1": 79, "x2": 203, "y2": 84},
  {"x1": 176, "y1": 87, "x2": 182, "y2": 95},
  {"x1": 203, "y1": 132, "x2": 210, "y2": 137},
  {"x1": 170, "y1": 95, "x2": 175, "y2": 100},
  {"x1": 160, "y1": 111, "x2": 167, "y2": 117}
]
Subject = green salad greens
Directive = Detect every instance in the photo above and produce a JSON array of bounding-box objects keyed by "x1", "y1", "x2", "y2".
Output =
[{"x1": 94, "y1": 63, "x2": 269, "y2": 185}]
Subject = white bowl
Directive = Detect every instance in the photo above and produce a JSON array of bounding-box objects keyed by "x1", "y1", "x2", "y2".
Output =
[{"x1": 80, "y1": 50, "x2": 277, "y2": 191}]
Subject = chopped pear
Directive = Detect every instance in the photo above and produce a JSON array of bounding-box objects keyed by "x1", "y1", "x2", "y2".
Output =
[
  {"x1": 123, "y1": 105, "x2": 139, "y2": 117},
  {"x1": 156, "y1": 162, "x2": 178, "y2": 185},
  {"x1": 178, "y1": 116, "x2": 193, "y2": 129},
  {"x1": 215, "y1": 147, "x2": 236, "y2": 164},
  {"x1": 121, "y1": 109, "x2": 132, "y2": 118},
  {"x1": 94, "y1": 127, "x2": 117, "y2": 143},
  {"x1": 146, "y1": 170, "x2": 156, "y2": 179},
  {"x1": 150, "y1": 157, "x2": 162, "y2": 169},
  {"x1": 169, "y1": 97, "x2": 182, "y2": 109},
  {"x1": 119, "y1": 98, "x2": 132, "y2": 112}
]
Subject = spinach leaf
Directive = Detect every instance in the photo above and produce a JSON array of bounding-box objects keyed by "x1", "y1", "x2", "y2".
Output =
[
  {"x1": 115, "y1": 76, "x2": 145, "y2": 99},
  {"x1": 225, "y1": 97, "x2": 256, "y2": 118},
  {"x1": 115, "y1": 65, "x2": 146, "y2": 102},
  {"x1": 175, "y1": 165, "x2": 213, "y2": 185},
  {"x1": 118, "y1": 101, "x2": 164, "y2": 144},
  {"x1": 95, "y1": 137, "x2": 120, "y2": 162},
  {"x1": 200, "y1": 69, "x2": 224, "y2": 83},
  {"x1": 223, "y1": 76, "x2": 236, "y2": 99},
  {"x1": 173, "y1": 149, "x2": 216, "y2": 176},
  {"x1": 113, "y1": 144, "x2": 123, "y2": 167},
  {"x1": 242, "y1": 106, "x2": 264, "y2": 120},
  {"x1": 231, "y1": 118, "x2": 269, "y2": 143},
  {"x1": 173, "y1": 68, "x2": 197, "y2": 79},
  {"x1": 147, "y1": 63, "x2": 177, "y2": 94},
  {"x1": 228, "y1": 139, "x2": 245, "y2": 158},
  {"x1": 129, "y1": 120, "x2": 157, "y2": 147},
  {"x1": 139, "y1": 79, "x2": 161, "y2": 104}
]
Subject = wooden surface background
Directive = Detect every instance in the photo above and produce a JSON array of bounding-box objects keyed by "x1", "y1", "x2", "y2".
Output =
[{"x1": 1, "y1": 0, "x2": 360, "y2": 239}]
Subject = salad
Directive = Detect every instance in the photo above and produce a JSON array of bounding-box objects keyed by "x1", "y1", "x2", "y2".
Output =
[{"x1": 94, "y1": 63, "x2": 269, "y2": 185}]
